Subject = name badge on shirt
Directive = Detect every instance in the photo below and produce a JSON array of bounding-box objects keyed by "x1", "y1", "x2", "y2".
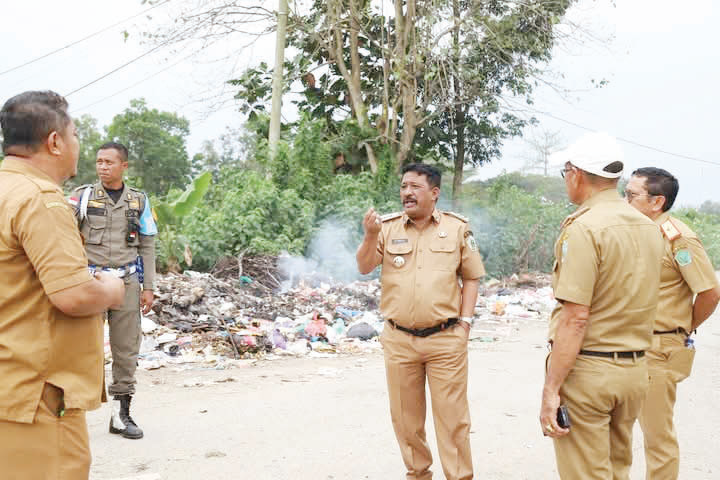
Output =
[{"x1": 392, "y1": 238, "x2": 409, "y2": 244}]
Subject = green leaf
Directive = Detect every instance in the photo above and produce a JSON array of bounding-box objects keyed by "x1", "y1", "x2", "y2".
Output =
[
  {"x1": 171, "y1": 171, "x2": 212, "y2": 217},
  {"x1": 154, "y1": 203, "x2": 176, "y2": 226}
]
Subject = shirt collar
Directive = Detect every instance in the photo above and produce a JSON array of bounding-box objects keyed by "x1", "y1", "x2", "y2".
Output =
[
  {"x1": 580, "y1": 188, "x2": 623, "y2": 209},
  {"x1": 402, "y1": 209, "x2": 442, "y2": 226},
  {"x1": 97, "y1": 181, "x2": 127, "y2": 201},
  {"x1": 0, "y1": 157, "x2": 58, "y2": 185}
]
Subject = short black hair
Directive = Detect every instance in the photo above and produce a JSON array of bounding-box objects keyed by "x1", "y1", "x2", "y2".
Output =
[
  {"x1": 0, "y1": 91, "x2": 71, "y2": 155},
  {"x1": 401, "y1": 163, "x2": 441, "y2": 189},
  {"x1": 98, "y1": 141, "x2": 129, "y2": 162},
  {"x1": 632, "y1": 167, "x2": 679, "y2": 212}
]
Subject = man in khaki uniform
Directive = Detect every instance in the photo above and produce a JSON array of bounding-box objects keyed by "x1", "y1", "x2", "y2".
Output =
[
  {"x1": 0, "y1": 90, "x2": 124, "y2": 479},
  {"x1": 625, "y1": 167, "x2": 720, "y2": 479},
  {"x1": 539, "y1": 132, "x2": 664, "y2": 479},
  {"x1": 356, "y1": 163, "x2": 485, "y2": 480},
  {"x1": 69, "y1": 142, "x2": 157, "y2": 440}
]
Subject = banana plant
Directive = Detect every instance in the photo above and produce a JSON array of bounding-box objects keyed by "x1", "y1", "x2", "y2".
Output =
[{"x1": 154, "y1": 171, "x2": 212, "y2": 272}]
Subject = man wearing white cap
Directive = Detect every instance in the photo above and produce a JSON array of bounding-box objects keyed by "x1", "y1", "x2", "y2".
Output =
[{"x1": 539, "y1": 132, "x2": 664, "y2": 478}]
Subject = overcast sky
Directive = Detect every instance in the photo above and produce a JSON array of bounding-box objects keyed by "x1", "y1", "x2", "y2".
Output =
[{"x1": 1, "y1": 0, "x2": 717, "y2": 206}]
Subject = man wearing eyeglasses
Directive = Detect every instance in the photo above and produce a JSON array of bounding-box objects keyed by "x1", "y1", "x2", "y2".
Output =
[
  {"x1": 626, "y1": 167, "x2": 720, "y2": 479},
  {"x1": 539, "y1": 132, "x2": 664, "y2": 479}
]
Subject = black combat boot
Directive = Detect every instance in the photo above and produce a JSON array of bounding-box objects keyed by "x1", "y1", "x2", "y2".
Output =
[{"x1": 109, "y1": 394, "x2": 144, "y2": 439}]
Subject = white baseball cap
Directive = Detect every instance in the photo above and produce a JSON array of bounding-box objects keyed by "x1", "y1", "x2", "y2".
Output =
[{"x1": 550, "y1": 132, "x2": 624, "y2": 179}]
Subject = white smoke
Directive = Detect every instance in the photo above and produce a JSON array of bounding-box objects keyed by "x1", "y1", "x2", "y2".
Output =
[{"x1": 277, "y1": 217, "x2": 371, "y2": 291}]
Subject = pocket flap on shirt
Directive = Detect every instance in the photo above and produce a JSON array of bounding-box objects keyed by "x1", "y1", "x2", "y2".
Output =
[
  {"x1": 429, "y1": 238, "x2": 457, "y2": 253},
  {"x1": 86, "y1": 226, "x2": 104, "y2": 245}
]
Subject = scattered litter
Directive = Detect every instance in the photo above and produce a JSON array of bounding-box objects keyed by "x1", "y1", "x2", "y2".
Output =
[{"x1": 132, "y1": 270, "x2": 553, "y2": 370}]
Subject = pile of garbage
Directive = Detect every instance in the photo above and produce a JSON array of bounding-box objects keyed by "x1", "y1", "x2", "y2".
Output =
[
  {"x1": 131, "y1": 271, "x2": 385, "y2": 370},
  {"x1": 124, "y1": 270, "x2": 557, "y2": 370}
]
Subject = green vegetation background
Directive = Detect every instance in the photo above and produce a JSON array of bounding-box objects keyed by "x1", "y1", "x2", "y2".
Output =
[{"x1": 156, "y1": 116, "x2": 720, "y2": 278}]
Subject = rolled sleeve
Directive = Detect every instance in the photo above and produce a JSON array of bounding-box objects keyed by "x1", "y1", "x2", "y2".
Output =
[
  {"x1": 554, "y1": 223, "x2": 597, "y2": 306},
  {"x1": 15, "y1": 192, "x2": 92, "y2": 295}
]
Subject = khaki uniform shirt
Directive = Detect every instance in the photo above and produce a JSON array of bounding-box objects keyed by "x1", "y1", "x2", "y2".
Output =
[
  {"x1": 71, "y1": 182, "x2": 156, "y2": 290},
  {"x1": 377, "y1": 209, "x2": 486, "y2": 329},
  {"x1": 549, "y1": 189, "x2": 664, "y2": 352},
  {"x1": 654, "y1": 213, "x2": 719, "y2": 332},
  {"x1": 0, "y1": 158, "x2": 104, "y2": 423}
]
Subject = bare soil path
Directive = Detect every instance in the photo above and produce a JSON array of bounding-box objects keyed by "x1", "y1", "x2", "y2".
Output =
[{"x1": 89, "y1": 316, "x2": 720, "y2": 480}]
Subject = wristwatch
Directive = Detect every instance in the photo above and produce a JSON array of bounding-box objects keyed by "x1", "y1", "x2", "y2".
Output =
[{"x1": 459, "y1": 316, "x2": 474, "y2": 327}]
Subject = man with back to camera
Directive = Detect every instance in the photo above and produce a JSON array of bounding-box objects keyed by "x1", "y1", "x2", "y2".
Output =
[
  {"x1": 0, "y1": 90, "x2": 125, "y2": 478},
  {"x1": 539, "y1": 132, "x2": 664, "y2": 479},
  {"x1": 626, "y1": 167, "x2": 720, "y2": 479},
  {"x1": 69, "y1": 141, "x2": 158, "y2": 440},
  {"x1": 356, "y1": 163, "x2": 485, "y2": 480}
]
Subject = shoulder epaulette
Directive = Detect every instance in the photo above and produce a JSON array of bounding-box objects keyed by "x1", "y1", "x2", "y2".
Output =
[
  {"x1": 561, "y1": 206, "x2": 590, "y2": 228},
  {"x1": 660, "y1": 218, "x2": 682, "y2": 241},
  {"x1": 126, "y1": 185, "x2": 145, "y2": 194},
  {"x1": 443, "y1": 211, "x2": 469, "y2": 223},
  {"x1": 380, "y1": 212, "x2": 403, "y2": 222},
  {"x1": 71, "y1": 183, "x2": 93, "y2": 194}
]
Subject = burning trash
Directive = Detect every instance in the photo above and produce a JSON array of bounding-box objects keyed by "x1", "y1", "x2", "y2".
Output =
[{"x1": 129, "y1": 255, "x2": 555, "y2": 370}]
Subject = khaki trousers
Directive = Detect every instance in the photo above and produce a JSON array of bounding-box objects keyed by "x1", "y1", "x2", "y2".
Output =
[
  {"x1": 0, "y1": 383, "x2": 90, "y2": 480},
  {"x1": 380, "y1": 322, "x2": 472, "y2": 480},
  {"x1": 551, "y1": 354, "x2": 649, "y2": 480},
  {"x1": 638, "y1": 334, "x2": 695, "y2": 480},
  {"x1": 108, "y1": 275, "x2": 142, "y2": 396}
]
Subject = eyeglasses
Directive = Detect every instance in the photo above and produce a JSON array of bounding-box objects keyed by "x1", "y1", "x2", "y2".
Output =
[
  {"x1": 624, "y1": 190, "x2": 654, "y2": 201},
  {"x1": 560, "y1": 168, "x2": 574, "y2": 179}
]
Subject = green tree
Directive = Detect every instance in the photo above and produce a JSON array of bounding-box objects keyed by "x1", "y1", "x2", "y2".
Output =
[
  {"x1": 106, "y1": 98, "x2": 191, "y2": 196},
  {"x1": 191, "y1": 140, "x2": 221, "y2": 179},
  {"x1": 145, "y1": 1, "x2": 576, "y2": 184},
  {"x1": 67, "y1": 114, "x2": 103, "y2": 189},
  {"x1": 229, "y1": 1, "x2": 572, "y2": 181}
]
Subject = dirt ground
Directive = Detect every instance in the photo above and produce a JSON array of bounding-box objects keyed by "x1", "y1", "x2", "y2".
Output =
[{"x1": 88, "y1": 315, "x2": 720, "y2": 480}]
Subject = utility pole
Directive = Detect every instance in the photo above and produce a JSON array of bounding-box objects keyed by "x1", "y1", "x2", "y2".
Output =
[{"x1": 268, "y1": 0, "x2": 288, "y2": 159}]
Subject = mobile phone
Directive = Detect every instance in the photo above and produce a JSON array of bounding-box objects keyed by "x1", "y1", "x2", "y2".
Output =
[{"x1": 557, "y1": 405, "x2": 571, "y2": 429}]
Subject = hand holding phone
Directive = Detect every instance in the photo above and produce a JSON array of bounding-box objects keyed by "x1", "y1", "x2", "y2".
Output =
[{"x1": 557, "y1": 405, "x2": 571, "y2": 429}]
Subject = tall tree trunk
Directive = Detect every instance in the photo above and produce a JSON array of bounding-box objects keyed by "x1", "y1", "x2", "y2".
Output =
[
  {"x1": 394, "y1": 0, "x2": 417, "y2": 168},
  {"x1": 349, "y1": 3, "x2": 378, "y2": 172},
  {"x1": 328, "y1": 0, "x2": 378, "y2": 172},
  {"x1": 452, "y1": 108, "x2": 466, "y2": 208},
  {"x1": 380, "y1": 9, "x2": 391, "y2": 142},
  {"x1": 268, "y1": 0, "x2": 289, "y2": 160},
  {"x1": 451, "y1": 0, "x2": 464, "y2": 207}
]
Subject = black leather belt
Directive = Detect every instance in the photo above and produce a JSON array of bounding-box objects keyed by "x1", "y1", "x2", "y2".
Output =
[
  {"x1": 653, "y1": 327, "x2": 688, "y2": 336},
  {"x1": 579, "y1": 350, "x2": 644, "y2": 359},
  {"x1": 387, "y1": 318, "x2": 458, "y2": 337}
]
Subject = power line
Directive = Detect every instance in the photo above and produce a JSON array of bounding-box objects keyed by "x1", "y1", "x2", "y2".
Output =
[
  {"x1": 0, "y1": 0, "x2": 171, "y2": 77},
  {"x1": 64, "y1": 40, "x2": 172, "y2": 97},
  {"x1": 537, "y1": 110, "x2": 720, "y2": 167},
  {"x1": 71, "y1": 50, "x2": 202, "y2": 113}
]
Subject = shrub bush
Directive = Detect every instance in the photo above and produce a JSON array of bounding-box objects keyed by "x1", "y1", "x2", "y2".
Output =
[{"x1": 463, "y1": 176, "x2": 572, "y2": 277}]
